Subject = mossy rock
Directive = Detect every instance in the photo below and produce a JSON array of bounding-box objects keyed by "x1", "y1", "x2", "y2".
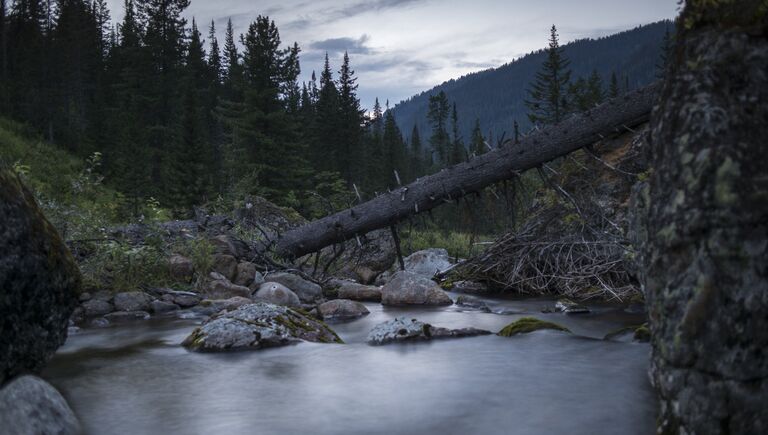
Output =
[
  {"x1": 497, "y1": 317, "x2": 571, "y2": 337},
  {"x1": 603, "y1": 323, "x2": 650, "y2": 343}
]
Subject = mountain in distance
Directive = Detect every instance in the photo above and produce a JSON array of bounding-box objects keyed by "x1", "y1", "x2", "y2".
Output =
[{"x1": 391, "y1": 20, "x2": 671, "y2": 144}]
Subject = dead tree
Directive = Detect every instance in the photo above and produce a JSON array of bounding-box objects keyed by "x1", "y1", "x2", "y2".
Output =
[{"x1": 275, "y1": 82, "x2": 661, "y2": 259}]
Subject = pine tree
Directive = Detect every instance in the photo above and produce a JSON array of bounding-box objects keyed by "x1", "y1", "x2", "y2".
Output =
[
  {"x1": 409, "y1": 124, "x2": 423, "y2": 180},
  {"x1": 656, "y1": 25, "x2": 674, "y2": 79},
  {"x1": 586, "y1": 69, "x2": 604, "y2": 106},
  {"x1": 525, "y1": 24, "x2": 571, "y2": 125},
  {"x1": 608, "y1": 71, "x2": 620, "y2": 98},
  {"x1": 427, "y1": 90, "x2": 450, "y2": 164},
  {"x1": 207, "y1": 20, "x2": 221, "y2": 84},
  {"x1": 469, "y1": 118, "x2": 486, "y2": 156},
  {"x1": 312, "y1": 53, "x2": 339, "y2": 173},
  {"x1": 448, "y1": 102, "x2": 465, "y2": 164},
  {"x1": 283, "y1": 42, "x2": 301, "y2": 113},
  {"x1": 336, "y1": 51, "x2": 365, "y2": 185},
  {"x1": 382, "y1": 109, "x2": 405, "y2": 188}
]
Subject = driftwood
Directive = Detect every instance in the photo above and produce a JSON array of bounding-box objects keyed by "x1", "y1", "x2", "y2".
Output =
[{"x1": 275, "y1": 82, "x2": 661, "y2": 259}]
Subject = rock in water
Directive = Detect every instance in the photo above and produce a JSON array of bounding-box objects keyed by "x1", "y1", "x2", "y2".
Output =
[
  {"x1": 367, "y1": 317, "x2": 490, "y2": 345},
  {"x1": 497, "y1": 317, "x2": 570, "y2": 337},
  {"x1": 0, "y1": 169, "x2": 81, "y2": 383},
  {"x1": 113, "y1": 291, "x2": 154, "y2": 312},
  {"x1": 317, "y1": 299, "x2": 369, "y2": 321},
  {"x1": 0, "y1": 375, "x2": 82, "y2": 435},
  {"x1": 336, "y1": 281, "x2": 382, "y2": 302},
  {"x1": 554, "y1": 298, "x2": 590, "y2": 314},
  {"x1": 253, "y1": 282, "x2": 301, "y2": 307},
  {"x1": 381, "y1": 271, "x2": 452, "y2": 306},
  {"x1": 182, "y1": 303, "x2": 342, "y2": 352},
  {"x1": 264, "y1": 272, "x2": 322, "y2": 303},
  {"x1": 455, "y1": 295, "x2": 492, "y2": 312}
]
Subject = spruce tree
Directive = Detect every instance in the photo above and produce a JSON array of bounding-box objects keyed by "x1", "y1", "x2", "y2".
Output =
[
  {"x1": 657, "y1": 25, "x2": 673, "y2": 79},
  {"x1": 427, "y1": 90, "x2": 450, "y2": 164},
  {"x1": 608, "y1": 71, "x2": 620, "y2": 98},
  {"x1": 525, "y1": 24, "x2": 571, "y2": 125},
  {"x1": 469, "y1": 118, "x2": 486, "y2": 156},
  {"x1": 336, "y1": 51, "x2": 365, "y2": 185},
  {"x1": 448, "y1": 102, "x2": 465, "y2": 164},
  {"x1": 409, "y1": 124, "x2": 423, "y2": 181},
  {"x1": 207, "y1": 20, "x2": 221, "y2": 84},
  {"x1": 382, "y1": 109, "x2": 405, "y2": 188},
  {"x1": 312, "y1": 53, "x2": 339, "y2": 173}
]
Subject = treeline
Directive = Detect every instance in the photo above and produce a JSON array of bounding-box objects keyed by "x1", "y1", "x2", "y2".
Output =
[{"x1": 0, "y1": 0, "x2": 436, "y2": 218}]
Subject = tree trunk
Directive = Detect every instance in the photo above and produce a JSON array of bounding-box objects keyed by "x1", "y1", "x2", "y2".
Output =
[
  {"x1": 275, "y1": 82, "x2": 661, "y2": 259},
  {"x1": 631, "y1": 2, "x2": 768, "y2": 434}
]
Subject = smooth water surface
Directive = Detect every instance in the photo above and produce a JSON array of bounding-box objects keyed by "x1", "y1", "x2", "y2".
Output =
[{"x1": 44, "y1": 294, "x2": 656, "y2": 435}]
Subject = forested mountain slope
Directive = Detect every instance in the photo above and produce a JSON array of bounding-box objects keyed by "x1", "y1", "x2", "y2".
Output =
[{"x1": 392, "y1": 21, "x2": 670, "y2": 142}]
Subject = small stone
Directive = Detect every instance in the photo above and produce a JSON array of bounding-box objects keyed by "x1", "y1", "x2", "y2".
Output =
[
  {"x1": 317, "y1": 299, "x2": 370, "y2": 320},
  {"x1": 151, "y1": 300, "x2": 179, "y2": 313},
  {"x1": 113, "y1": 291, "x2": 154, "y2": 312},
  {"x1": 81, "y1": 299, "x2": 113, "y2": 317},
  {"x1": 90, "y1": 317, "x2": 110, "y2": 328}
]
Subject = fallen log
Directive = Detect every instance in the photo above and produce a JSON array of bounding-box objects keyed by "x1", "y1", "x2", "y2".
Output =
[{"x1": 275, "y1": 82, "x2": 661, "y2": 259}]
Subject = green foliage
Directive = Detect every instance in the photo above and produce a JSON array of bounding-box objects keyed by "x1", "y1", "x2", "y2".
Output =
[
  {"x1": 79, "y1": 241, "x2": 170, "y2": 292},
  {"x1": 177, "y1": 237, "x2": 215, "y2": 285},
  {"x1": 401, "y1": 228, "x2": 490, "y2": 260},
  {"x1": 525, "y1": 25, "x2": 572, "y2": 125}
]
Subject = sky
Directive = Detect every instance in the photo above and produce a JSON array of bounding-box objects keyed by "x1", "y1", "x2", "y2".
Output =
[{"x1": 106, "y1": 0, "x2": 680, "y2": 110}]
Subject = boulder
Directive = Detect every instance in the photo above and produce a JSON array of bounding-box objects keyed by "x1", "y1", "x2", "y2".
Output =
[
  {"x1": 113, "y1": 291, "x2": 154, "y2": 312},
  {"x1": 169, "y1": 254, "x2": 194, "y2": 282},
  {"x1": 554, "y1": 298, "x2": 590, "y2": 314},
  {"x1": 497, "y1": 317, "x2": 570, "y2": 337},
  {"x1": 210, "y1": 234, "x2": 250, "y2": 259},
  {"x1": 264, "y1": 272, "x2": 322, "y2": 303},
  {"x1": 317, "y1": 299, "x2": 370, "y2": 321},
  {"x1": 150, "y1": 300, "x2": 179, "y2": 313},
  {"x1": 0, "y1": 376, "x2": 81, "y2": 435},
  {"x1": 367, "y1": 317, "x2": 490, "y2": 345},
  {"x1": 381, "y1": 271, "x2": 452, "y2": 306},
  {"x1": 604, "y1": 324, "x2": 650, "y2": 343},
  {"x1": 450, "y1": 280, "x2": 490, "y2": 295},
  {"x1": 403, "y1": 248, "x2": 452, "y2": 277},
  {"x1": 205, "y1": 278, "x2": 252, "y2": 300},
  {"x1": 182, "y1": 302, "x2": 342, "y2": 352},
  {"x1": 253, "y1": 282, "x2": 301, "y2": 307},
  {"x1": 158, "y1": 289, "x2": 201, "y2": 308},
  {"x1": 233, "y1": 261, "x2": 259, "y2": 287},
  {"x1": 336, "y1": 229, "x2": 397, "y2": 284},
  {"x1": 0, "y1": 169, "x2": 81, "y2": 383},
  {"x1": 105, "y1": 311, "x2": 150, "y2": 322},
  {"x1": 90, "y1": 317, "x2": 110, "y2": 328},
  {"x1": 81, "y1": 299, "x2": 113, "y2": 317},
  {"x1": 455, "y1": 295, "x2": 491, "y2": 312},
  {"x1": 212, "y1": 254, "x2": 238, "y2": 282},
  {"x1": 336, "y1": 282, "x2": 382, "y2": 302}
]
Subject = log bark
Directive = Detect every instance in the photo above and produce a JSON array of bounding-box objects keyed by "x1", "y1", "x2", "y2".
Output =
[{"x1": 275, "y1": 82, "x2": 661, "y2": 259}]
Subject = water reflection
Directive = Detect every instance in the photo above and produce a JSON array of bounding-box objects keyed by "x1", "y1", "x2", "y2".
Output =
[{"x1": 45, "y1": 295, "x2": 655, "y2": 435}]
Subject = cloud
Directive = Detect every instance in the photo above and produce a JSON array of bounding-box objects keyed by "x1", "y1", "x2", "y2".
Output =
[
  {"x1": 285, "y1": 0, "x2": 427, "y2": 28},
  {"x1": 309, "y1": 34, "x2": 374, "y2": 55}
]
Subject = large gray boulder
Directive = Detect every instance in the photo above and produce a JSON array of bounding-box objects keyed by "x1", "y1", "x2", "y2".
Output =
[
  {"x1": 81, "y1": 299, "x2": 113, "y2": 317},
  {"x1": 159, "y1": 289, "x2": 201, "y2": 308},
  {"x1": 205, "y1": 277, "x2": 252, "y2": 299},
  {"x1": 336, "y1": 281, "x2": 382, "y2": 302},
  {"x1": 317, "y1": 299, "x2": 369, "y2": 321},
  {"x1": 212, "y1": 254, "x2": 238, "y2": 282},
  {"x1": 367, "y1": 317, "x2": 490, "y2": 345},
  {"x1": 182, "y1": 303, "x2": 342, "y2": 352},
  {"x1": 631, "y1": 6, "x2": 768, "y2": 433},
  {"x1": 0, "y1": 376, "x2": 81, "y2": 435},
  {"x1": 381, "y1": 271, "x2": 452, "y2": 306},
  {"x1": 113, "y1": 291, "x2": 153, "y2": 312},
  {"x1": 253, "y1": 282, "x2": 301, "y2": 307},
  {"x1": 264, "y1": 272, "x2": 322, "y2": 303},
  {"x1": 233, "y1": 261, "x2": 259, "y2": 287},
  {"x1": 403, "y1": 248, "x2": 452, "y2": 277},
  {"x1": 0, "y1": 169, "x2": 81, "y2": 384}
]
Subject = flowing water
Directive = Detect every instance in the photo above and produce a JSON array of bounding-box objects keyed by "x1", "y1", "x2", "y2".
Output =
[{"x1": 44, "y1": 294, "x2": 656, "y2": 435}]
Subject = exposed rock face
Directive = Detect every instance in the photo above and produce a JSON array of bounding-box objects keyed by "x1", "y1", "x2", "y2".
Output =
[
  {"x1": 0, "y1": 169, "x2": 81, "y2": 384},
  {"x1": 403, "y1": 248, "x2": 452, "y2": 277},
  {"x1": 264, "y1": 272, "x2": 322, "y2": 303},
  {"x1": 631, "y1": 5, "x2": 768, "y2": 433},
  {"x1": 253, "y1": 282, "x2": 301, "y2": 307},
  {"x1": 336, "y1": 281, "x2": 382, "y2": 302},
  {"x1": 113, "y1": 291, "x2": 153, "y2": 312},
  {"x1": 367, "y1": 317, "x2": 490, "y2": 345},
  {"x1": 317, "y1": 299, "x2": 369, "y2": 321},
  {"x1": 337, "y1": 229, "x2": 397, "y2": 284},
  {"x1": 0, "y1": 375, "x2": 81, "y2": 435},
  {"x1": 381, "y1": 271, "x2": 452, "y2": 306},
  {"x1": 183, "y1": 303, "x2": 342, "y2": 352},
  {"x1": 169, "y1": 254, "x2": 194, "y2": 282}
]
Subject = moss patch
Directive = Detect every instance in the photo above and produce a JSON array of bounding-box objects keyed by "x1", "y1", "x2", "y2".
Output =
[{"x1": 497, "y1": 317, "x2": 570, "y2": 337}]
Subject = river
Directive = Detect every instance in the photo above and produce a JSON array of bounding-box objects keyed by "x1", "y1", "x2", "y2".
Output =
[{"x1": 44, "y1": 293, "x2": 656, "y2": 435}]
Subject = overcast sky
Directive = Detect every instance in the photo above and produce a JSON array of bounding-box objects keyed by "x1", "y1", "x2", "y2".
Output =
[{"x1": 106, "y1": 0, "x2": 679, "y2": 109}]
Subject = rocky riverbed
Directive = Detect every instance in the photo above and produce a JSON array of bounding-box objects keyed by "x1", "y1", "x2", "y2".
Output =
[{"x1": 44, "y1": 291, "x2": 655, "y2": 435}]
